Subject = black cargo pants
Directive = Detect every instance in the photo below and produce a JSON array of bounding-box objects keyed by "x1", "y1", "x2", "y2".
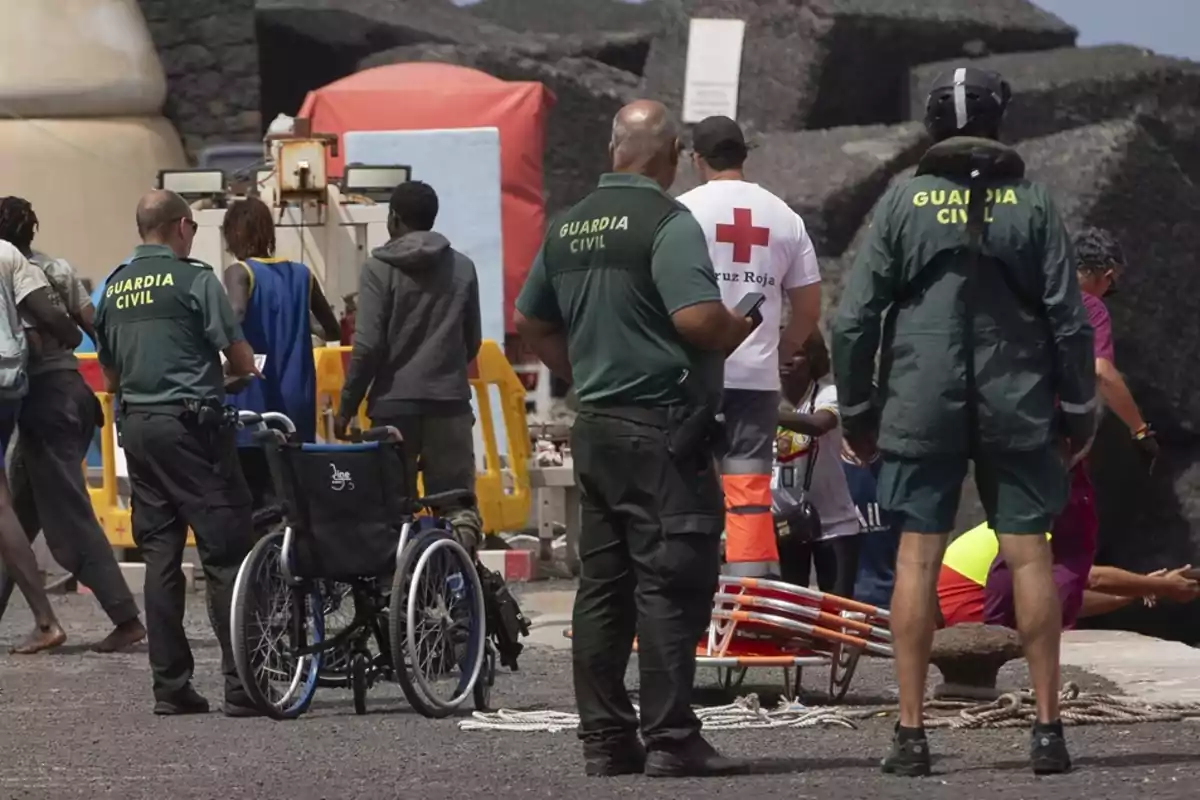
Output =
[
  {"x1": 375, "y1": 412, "x2": 483, "y2": 551},
  {"x1": 9, "y1": 369, "x2": 140, "y2": 626},
  {"x1": 120, "y1": 407, "x2": 254, "y2": 704},
  {"x1": 569, "y1": 408, "x2": 723, "y2": 750}
]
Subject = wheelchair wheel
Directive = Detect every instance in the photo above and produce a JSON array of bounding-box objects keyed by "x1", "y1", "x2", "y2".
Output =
[
  {"x1": 316, "y1": 581, "x2": 357, "y2": 688},
  {"x1": 231, "y1": 531, "x2": 324, "y2": 720},
  {"x1": 351, "y1": 652, "x2": 370, "y2": 715},
  {"x1": 474, "y1": 642, "x2": 497, "y2": 712},
  {"x1": 390, "y1": 533, "x2": 487, "y2": 718}
]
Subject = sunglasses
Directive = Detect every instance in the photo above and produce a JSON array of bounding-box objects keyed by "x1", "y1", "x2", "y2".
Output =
[{"x1": 173, "y1": 216, "x2": 198, "y2": 234}]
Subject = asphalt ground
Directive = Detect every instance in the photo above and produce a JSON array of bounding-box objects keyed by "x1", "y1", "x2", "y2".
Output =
[{"x1": 1, "y1": 592, "x2": 1198, "y2": 800}]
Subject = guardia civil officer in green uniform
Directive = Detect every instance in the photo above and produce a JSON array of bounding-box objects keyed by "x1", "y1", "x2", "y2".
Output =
[
  {"x1": 831, "y1": 69, "x2": 1096, "y2": 777},
  {"x1": 95, "y1": 189, "x2": 262, "y2": 717},
  {"x1": 515, "y1": 100, "x2": 760, "y2": 779}
]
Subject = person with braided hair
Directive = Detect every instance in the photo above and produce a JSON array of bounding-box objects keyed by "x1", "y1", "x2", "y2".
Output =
[
  {"x1": 0, "y1": 196, "x2": 146, "y2": 653},
  {"x1": 0, "y1": 202, "x2": 92, "y2": 652}
]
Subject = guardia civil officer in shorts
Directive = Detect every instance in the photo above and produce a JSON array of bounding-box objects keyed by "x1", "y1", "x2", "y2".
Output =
[
  {"x1": 831, "y1": 69, "x2": 1096, "y2": 776},
  {"x1": 95, "y1": 190, "x2": 262, "y2": 717},
  {"x1": 515, "y1": 100, "x2": 759, "y2": 779}
]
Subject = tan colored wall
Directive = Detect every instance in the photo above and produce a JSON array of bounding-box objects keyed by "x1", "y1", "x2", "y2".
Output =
[
  {"x1": 0, "y1": 0, "x2": 187, "y2": 280},
  {"x1": 0, "y1": 0, "x2": 166, "y2": 117},
  {"x1": 0, "y1": 118, "x2": 187, "y2": 280}
]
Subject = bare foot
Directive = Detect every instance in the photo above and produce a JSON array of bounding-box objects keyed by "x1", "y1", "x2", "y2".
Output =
[
  {"x1": 11, "y1": 624, "x2": 67, "y2": 655},
  {"x1": 92, "y1": 619, "x2": 147, "y2": 653}
]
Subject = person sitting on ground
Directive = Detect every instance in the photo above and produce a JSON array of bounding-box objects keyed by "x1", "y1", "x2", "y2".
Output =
[
  {"x1": 0, "y1": 196, "x2": 146, "y2": 652},
  {"x1": 774, "y1": 330, "x2": 861, "y2": 597},
  {"x1": 222, "y1": 197, "x2": 340, "y2": 508},
  {"x1": 937, "y1": 519, "x2": 1199, "y2": 629},
  {"x1": 334, "y1": 181, "x2": 484, "y2": 553}
]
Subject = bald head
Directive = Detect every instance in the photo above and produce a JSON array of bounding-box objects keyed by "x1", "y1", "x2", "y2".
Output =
[
  {"x1": 136, "y1": 189, "x2": 192, "y2": 239},
  {"x1": 136, "y1": 189, "x2": 196, "y2": 257},
  {"x1": 610, "y1": 100, "x2": 679, "y2": 188}
]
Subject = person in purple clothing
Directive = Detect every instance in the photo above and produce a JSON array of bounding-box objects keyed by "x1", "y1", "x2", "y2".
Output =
[{"x1": 1071, "y1": 227, "x2": 1159, "y2": 468}]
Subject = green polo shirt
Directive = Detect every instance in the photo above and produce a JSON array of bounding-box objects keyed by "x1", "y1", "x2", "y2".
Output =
[
  {"x1": 516, "y1": 173, "x2": 723, "y2": 407},
  {"x1": 95, "y1": 244, "x2": 244, "y2": 405}
]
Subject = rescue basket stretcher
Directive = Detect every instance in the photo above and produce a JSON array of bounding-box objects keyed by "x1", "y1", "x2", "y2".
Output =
[{"x1": 566, "y1": 576, "x2": 892, "y2": 702}]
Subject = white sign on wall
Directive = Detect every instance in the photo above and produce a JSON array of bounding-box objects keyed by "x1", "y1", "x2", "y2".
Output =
[{"x1": 682, "y1": 18, "x2": 748, "y2": 123}]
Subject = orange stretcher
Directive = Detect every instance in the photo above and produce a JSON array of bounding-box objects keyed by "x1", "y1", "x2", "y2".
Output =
[{"x1": 566, "y1": 576, "x2": 893, "y2": 702}]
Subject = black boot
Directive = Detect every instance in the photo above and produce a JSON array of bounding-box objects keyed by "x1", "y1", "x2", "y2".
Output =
[
  {"x1": 645, "y1": 736, "x2": 750, "y2": 778},
  {"x1": 583, "y1": 734, "x2": 646, "y2": 777},
  {"x1": 153, "y1": 684, "x2": 210, "y2": 716},
  {"x1": 881, "y1": 724, "x2": 932, "y2": 777},
  {"x1": 1030, "y1": 720, "x2": 1072, "y2": 775}
]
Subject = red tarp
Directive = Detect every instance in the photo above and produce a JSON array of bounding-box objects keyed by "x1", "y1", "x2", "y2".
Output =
[{"x1": 299, "y1": 63, "x2": 553, "y2": 334}]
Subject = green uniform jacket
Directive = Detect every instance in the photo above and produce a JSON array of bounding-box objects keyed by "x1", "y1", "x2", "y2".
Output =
[
  {"x1": 515, "y1": 173, "x2": 723, "y2": 409},
  {"x1": 831, "y1": 138, "x2": 1096, "y2": 457},
  {"x1": 96, "y1": 244, "x2": 244, "y2": 405}
]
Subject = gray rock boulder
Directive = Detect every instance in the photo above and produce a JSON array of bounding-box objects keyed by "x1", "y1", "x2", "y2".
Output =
[
  {"x1": 137, "y1": 0, "x2": 262, "y2": 156},
  {"x1": 910, "y1": 45, "x2": 1200, "y2": 146},
  {"x1": 642, "y1": 0, "x2": 1076, "y2": 133},
  {"x1": 256, "y1": 0, "x2": 526, "y2": 123}
]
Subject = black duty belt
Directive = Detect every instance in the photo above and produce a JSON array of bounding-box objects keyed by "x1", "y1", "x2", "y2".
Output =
[
  {"x1": 121, "y1": 402, "x2": 190, "y2": 415},
  {"x1": 577, "y1": 404, "x2": 675, "y2": 429}
]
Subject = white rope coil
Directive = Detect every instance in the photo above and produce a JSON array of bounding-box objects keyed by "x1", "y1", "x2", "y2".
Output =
[
  {"x1": 459, "y1": 694, "x2": 858, "y2": 733},
  {"x1": 459, "y1": 683, "x2": 1200, "y2": 734}
]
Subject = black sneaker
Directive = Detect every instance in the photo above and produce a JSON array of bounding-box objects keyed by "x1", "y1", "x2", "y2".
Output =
[
  {"x1": 583, "y1": 736, "x2": 646, "y2": 777},
  {"x1": 645, "y1": 736, "x2": 751, "y2": 778},
  {"x1": 1031, "y1": 721, "x2": 1072, "y2": 775},
  {"x1": 223, "y1": 702, "x2": 261, "y2": 718},
  {"x1": 153, "y1": 685, "x2": 210, "y2": 716},
  {"x1": 881, "y1": 724, "x2": 932, "y2": 777}
]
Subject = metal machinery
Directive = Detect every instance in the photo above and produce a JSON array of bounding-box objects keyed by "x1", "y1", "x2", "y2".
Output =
[{"x1": 158, "y1": 118, "x2": 411, "y2": 314}]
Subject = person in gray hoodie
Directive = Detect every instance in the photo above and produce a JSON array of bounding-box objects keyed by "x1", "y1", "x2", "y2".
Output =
[{"x1": 336, "y1": 181, "x2": 483, "y2": 551}]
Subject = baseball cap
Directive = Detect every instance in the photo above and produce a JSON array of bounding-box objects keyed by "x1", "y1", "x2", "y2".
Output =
[{"x1": 691, "y1": 115, "x2": 748, "y2": 161}]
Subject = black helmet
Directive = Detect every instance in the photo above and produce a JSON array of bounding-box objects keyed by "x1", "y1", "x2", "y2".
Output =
[{"x1": 924, "y1": 67, "x2": 1012, "y2": 142}]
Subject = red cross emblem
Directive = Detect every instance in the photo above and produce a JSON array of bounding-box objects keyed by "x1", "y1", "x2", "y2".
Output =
[{"x1": 715, "y1": 207, "x2": 770, "y2": 264}]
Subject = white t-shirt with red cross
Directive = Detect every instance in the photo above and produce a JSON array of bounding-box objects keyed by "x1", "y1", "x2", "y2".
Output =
[{"x1": 677, "y1": 179, "x2": 821, "y2": 391}]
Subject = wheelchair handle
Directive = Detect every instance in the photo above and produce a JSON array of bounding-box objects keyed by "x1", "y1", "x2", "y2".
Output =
[
  {"x1": 348, "y1": 425, "x2": 402, "y2": 443},
  {"x1": 237, "y1": 410, "x2": 297, "y2": 434}
]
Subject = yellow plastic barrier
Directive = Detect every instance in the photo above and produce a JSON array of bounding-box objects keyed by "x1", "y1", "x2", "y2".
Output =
[{"x1": 78, "y1": 340, "x2": 530, "y2": 549}]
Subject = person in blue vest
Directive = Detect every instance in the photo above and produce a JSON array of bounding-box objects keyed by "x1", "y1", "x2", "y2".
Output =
[{"x1": 221, "y1": 197, "x2": 340, "y2": 507}]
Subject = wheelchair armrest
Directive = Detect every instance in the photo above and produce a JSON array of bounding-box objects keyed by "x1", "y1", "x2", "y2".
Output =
[
  {"x1": 350, "y1": 426, "x2": 402, "y2": 443},
  {"x1": 416, "y1": 488, "x2": 476, "y2": 512}
]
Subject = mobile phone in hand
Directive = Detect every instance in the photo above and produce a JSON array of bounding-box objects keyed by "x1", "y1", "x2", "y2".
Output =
[{"x1": 733, "y1": 291, "x2": 766, "y2": 331}]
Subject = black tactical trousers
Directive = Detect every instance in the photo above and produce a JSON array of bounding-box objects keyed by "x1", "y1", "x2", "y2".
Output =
[
  {"x1": 10, "y1": 369, "x2": 140, "y2": 626},
  {"x1": 569, "y1": 408, "x2": 723, "y2": 749},
  {"x1": 120, "y1": 408, "x2": 254, "y2": 704},
  {"x1": 375, "y1": 412, "x2": 482, "y2": 552}
]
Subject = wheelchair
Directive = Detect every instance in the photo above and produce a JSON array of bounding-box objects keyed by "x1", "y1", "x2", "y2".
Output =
[
  {"x1": 237, "y1": 411, "x2": 360, "y2": 691},
  {"x1": 230, "y1": 413, "x2": 496, "y2": 720}
]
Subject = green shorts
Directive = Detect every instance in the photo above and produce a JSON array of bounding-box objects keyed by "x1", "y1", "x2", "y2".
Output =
[{"x1": 878, "y1": 447, "x2": 1068, "y2": 535}]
